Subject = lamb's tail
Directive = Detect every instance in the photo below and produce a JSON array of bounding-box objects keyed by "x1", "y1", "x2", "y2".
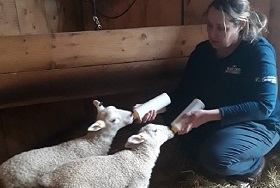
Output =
[{"x1": 37, "y1": 173, "x2": 52, "y2": 187}]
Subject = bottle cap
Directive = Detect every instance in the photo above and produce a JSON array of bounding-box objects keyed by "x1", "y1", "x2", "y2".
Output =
[
  {"x1": 171, "y1": 126, "x2": 178, "y2": 134},
  {"x1": 132, "y1": 111, "x2": 139, "y2": 120}
]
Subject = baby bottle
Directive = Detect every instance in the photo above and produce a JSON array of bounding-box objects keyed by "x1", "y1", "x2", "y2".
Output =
[
  {"x1": 133, "y1": 93, "x2": 171, "y2": 120},
  {"x1": 171, "y1": 98, "x2": 205, "y2": 133}
]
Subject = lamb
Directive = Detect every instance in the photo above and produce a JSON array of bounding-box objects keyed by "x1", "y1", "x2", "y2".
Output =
[
  {"x1": 38, "y1": 123, "x2": 174, "y2": 188},
  {"x1": 0, "y1": 100, "x2": 134, "y2": 188}
]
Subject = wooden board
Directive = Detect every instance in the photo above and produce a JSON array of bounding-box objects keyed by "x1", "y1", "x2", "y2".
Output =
[
  {"x1": 0, "y1": 117, "x2": 9, "y2": 163},
  {"x1": 0, "y1": 25, "x2": 207, "y2": 108},
  {"x1": 184, "y1": 0, "x2": 212, "y2": 25},
  {"x1": 0, "y1": 0, "x2": 20, "y2": 36},
  {"x1": 0, "y1": 58, "x2": 186, "y2": 109},
  {"x1": 83, "y1": 0, "x2": 182, "y2": 30},
  {"x1": 0, "y1": 0, "x2": 84, "y2": 36},
  {"x1": 15, "y1": 0, "x2": 85, "y2": 34},
  {"x1": 250, "y1": 0, "x2": 272, "y2": 18},
  {"x1": 1, "y1": 100, "x2": 88, "y2": 158},
  {"x1": 183, "y1": 0, "x2": 271, "y2": 25},
  {"x1": 15, "y1": 0, "x2": 50, "y2": 34},
  {"x1": 138, "y1": 0, "x2": 182, "y2": 27},
  {"x1": 57, "y1": 0, "x2": 84, "y2": 32},
  {"x1": 0, "y1": 25, "x2": 207, "y2": 73},
  {"x1": 43, "y1": 0, "x2": 60, "y2": 33},
  {"x1": 268, "y1": 0, "x2": 280, "y2": 82}
]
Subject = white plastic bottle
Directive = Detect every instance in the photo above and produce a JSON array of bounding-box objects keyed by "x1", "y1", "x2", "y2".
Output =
[
  {"x1": 133, "y1": 93, "x2": 171, "y2": 120},
  {"x1": 171, "y1": 98, "x2": 205, "y2": 133}
]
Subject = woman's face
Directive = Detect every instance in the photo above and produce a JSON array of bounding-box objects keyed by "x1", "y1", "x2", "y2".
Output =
[{"x1": 207, "y1": 6, "x2": 242, "y2": 50}]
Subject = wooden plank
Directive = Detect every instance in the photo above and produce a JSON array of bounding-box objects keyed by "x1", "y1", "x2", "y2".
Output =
[
  {"x1": 44, "y1": 0, "x2": 60, "y2": 33},
  {"x1": 1, "y1": 100, "x2": 87, "y2": 158},
  {"x1": 0, "y1": 114, "x2": 9, "y2": 164},
  {"x1": 0, "y1": 0, "x2": 20, "y2": 36},
  {"x1": 268, "y1": 0, "x2": 280, "y2": 86},
  {"x1": 84, "y1": 0, "x2": 181, "y2": 30},
  {"x1": 183, "y1": 0, "x2": 271, "y2": 25},
  {"x1": 81, "y1": 1, "x2": 94, "y2": 31},
  {"x1": 250, "y1": 0, "x2": 272, "y2": 18},
  {"x1": 250, "y1": 0, "x2": 272, "y2": 38},
  {"x1": 15, "y1": 0, "x2": 49, "y2": 34},
  {"x1": 184, "y1": 0, "x2": 212, "y2": 25},
  {"x1": 0, "y1": 58, "x2": 186, "y2": 109},
  {"x1": 0, "y1": 25, "x2": 207, "y2": 74},
  {"x1": 94, "y1": 0, "x2": 148, "y2": 30},
  {"x1": 57, "y1": 0, "x2": 84, "y2": 32},
  {"x1": 135, "y1": 0, "x2": 181, "y2": 27}
]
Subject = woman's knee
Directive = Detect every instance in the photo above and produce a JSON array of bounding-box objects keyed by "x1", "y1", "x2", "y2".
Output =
[{"x1": 199, "y1": 143, "x2": 239, "y2": 176}]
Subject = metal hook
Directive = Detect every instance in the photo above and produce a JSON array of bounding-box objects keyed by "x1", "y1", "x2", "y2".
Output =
[{"x1": 93, "y1": 16, "x2": 102, "y2": 30}]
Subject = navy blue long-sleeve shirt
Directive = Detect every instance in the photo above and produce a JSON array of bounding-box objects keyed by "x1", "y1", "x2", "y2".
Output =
[{"x1": 165, "y1": 38, "x2": 280, "y2": 131}]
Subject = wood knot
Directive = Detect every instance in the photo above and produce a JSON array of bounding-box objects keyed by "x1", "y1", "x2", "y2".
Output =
[{"x1": 140, "y1": 34, "x2": 148, "y2": 41}]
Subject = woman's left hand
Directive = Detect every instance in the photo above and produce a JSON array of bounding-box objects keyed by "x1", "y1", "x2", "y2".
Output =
[{"x1": 177, "y1": 109, "x2": 221, "y2": 135}]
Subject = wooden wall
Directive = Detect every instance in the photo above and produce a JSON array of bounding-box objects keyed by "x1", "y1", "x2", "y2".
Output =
[
  {"x1": 0, "y1": 0, "x2": 84, "y2": 35},
  {"x1": 0, "y1": 0, "x2": 279, "y2": 164},
  {"x1": 0, "y1": 0, "x2": 273, "y2": 34},
  {"x1": 0, "y1": 25, "x2": 207, "y2": 108}
]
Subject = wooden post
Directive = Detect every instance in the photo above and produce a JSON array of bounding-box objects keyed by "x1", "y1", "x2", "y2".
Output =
[{"x1": 268, "y1": 0, "x2": 280, "y2": 92}]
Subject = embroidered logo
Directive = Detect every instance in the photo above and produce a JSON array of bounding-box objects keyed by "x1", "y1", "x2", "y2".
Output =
[
  {"x1": 255, "y1": 76, "x2": 277, "y2": 84},
  {"x1": 225, "y1": 65, "x2": 241, "y2": 75}
]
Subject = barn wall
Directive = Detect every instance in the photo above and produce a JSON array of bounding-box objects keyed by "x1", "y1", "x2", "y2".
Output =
[
  {"x1": 268, "y1": 0, "x2": 280, "y2": 83},
  {"x1": 0, "y1": 0, "x2": 273, "y2": 34}
]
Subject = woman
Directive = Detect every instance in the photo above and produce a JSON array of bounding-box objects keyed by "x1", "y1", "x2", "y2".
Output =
[{"x1": 137, "y1": 0, "x2": 280, "y2": 183}]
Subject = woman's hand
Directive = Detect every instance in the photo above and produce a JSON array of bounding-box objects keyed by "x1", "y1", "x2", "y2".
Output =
[
  {"x1": 177, "y1": 109, "x2": 221, "y2": 135},
  {"x1": 138, "y1": 110, "x2": 157, "y2": 123},
  {"x1": 133, "y1": 104, "x2": 158, "y2": 123}
]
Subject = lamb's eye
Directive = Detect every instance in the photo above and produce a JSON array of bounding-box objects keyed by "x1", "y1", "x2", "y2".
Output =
[
  {"x1": 110, "y1": 118, "x2": 116, "y2": 123},
  {"x1": 98, "y1": 102, "x2": 103, "y2": 106},
  {"x1": 153, "y1": 129, "x2": 157, "y2": 132}
]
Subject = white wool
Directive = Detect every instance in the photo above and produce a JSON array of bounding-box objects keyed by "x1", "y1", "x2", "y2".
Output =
[
  {"x1": 38, "y1": 123, "x2": 174, "y2": 188},
  {"x1": 0, "y1": 100, "x2": 133, "y2": 188}
]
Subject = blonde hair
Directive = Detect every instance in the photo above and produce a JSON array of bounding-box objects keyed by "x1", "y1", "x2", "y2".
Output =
[{"x1": 206, "y1": 0, "x2": 268, "y2": 42}]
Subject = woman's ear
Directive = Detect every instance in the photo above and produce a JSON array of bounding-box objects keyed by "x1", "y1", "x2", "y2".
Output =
[{"x1": 239, "y1": 21, "x2": 246, "y2": 31}]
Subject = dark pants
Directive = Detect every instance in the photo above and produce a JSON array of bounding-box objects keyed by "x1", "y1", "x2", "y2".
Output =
[{"x1": 178, "y1": 121, "x2": 280, "y2": 176}]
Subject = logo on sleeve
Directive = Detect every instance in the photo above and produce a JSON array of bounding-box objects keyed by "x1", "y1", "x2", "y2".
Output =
[{"x1": 255, "y1": 76, "x2": 277, "y2": 84}]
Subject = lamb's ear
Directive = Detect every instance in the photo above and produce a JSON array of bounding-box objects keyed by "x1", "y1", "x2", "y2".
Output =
[
  {"x1": 125, "y1": 133, "x2": 146, "y2": 148},
  {"x1": 93, "y1": 100, "x2": 105, "y2": 111},
  {"x1": 88, "y1": 120, "x2": 106, "y2": 132}
]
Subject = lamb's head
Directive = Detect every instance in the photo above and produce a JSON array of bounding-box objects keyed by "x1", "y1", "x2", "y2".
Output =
[
  {"x1": 124, "y1": 123, "x2": 174, "y2": 149},
  {"x1": 88, "y1": 100, "x2": 133, "y2": 132}
]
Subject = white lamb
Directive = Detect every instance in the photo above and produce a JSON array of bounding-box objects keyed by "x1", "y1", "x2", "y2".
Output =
[
  {"x1": 38, "y1": 123, "x2": 174, "y2": 188},
  {"x1": 0, "y1": 100, "x2": 133, "y2": 188}
]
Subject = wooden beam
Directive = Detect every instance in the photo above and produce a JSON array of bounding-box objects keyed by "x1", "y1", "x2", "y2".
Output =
[
  {"x1": 0, "y1": 118, "x2": 9, "y2": 163},
  {"x1": 15, "y1": 0, "x2": 50, "y2": 34},
  {"x1": 0, "y1": 0, "x2": 20, "y2": 36},
  {"x1": 0, "y1": 57, "x2": 187, "y2": 109},
  {"x1": 184, "y1": 0, "x2": 212, "y2": 25},
  {"x1": 1, "y1": 100, "x2": 88, "y2": 158},
  {"x1": 250, "y1": 0, "x2": 272, "y2": 19},
  {"x1": 0, "y1": 25, "x2": 207, "y2": 74},
  {"x1": 0, "y1": 25, "x2": 207, "y2": 108},
  {"x1": 268, "y1": 0, "x2": 280, "y2": 91}
]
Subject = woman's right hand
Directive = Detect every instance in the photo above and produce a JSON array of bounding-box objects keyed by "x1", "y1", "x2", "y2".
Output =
[
  {"x1": 137, "y1": 110, "x2": 157, "y2": 123},
  {"x1": 133, "y1": 103, "x2": 158, "y2": 123}
]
